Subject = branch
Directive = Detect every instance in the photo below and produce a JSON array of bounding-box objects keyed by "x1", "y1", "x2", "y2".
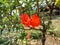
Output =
[
  {"x1": 20, "y1": 28, "x2": 42, "y2": 31},
  {"x1": 46, "y1": 0, "x2": 55, "y2": 9},
  {"x1": 36, "y1": 0, "x2": 39, "y2": 16}
]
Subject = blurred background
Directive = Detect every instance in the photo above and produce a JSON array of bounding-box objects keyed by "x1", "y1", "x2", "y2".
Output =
[{"x1": 0, "y1": 0, "x2": 60, "y2": 45}]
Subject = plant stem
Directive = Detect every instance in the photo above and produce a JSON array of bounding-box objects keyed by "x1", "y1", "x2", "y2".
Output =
[
  {"x1": 42, "y1": 32, "x2": 46, "y2": 45},
  {"x1": 26, "y1": 39, "x2": 28, "y2": 45},
  {"x1": 41, "y1": 12, "x2": 46, "y2": 45},
  {"x1": 36, "y1": 0, "x2": 39, "y2": 16},
  {"x1": 21, "y1": 40, "x2": 23, "y2": 45}
]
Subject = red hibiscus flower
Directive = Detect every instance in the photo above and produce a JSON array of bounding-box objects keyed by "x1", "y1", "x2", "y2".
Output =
[
  {"x1": 20, "y1": 13, "x2": 40, "y2": 28},
  {"x1": 30, "y1": 14, "x2": 40, "y2": 28},
  {"x1": 20, "y1": 14, "x2": 30, "y2": 27}
]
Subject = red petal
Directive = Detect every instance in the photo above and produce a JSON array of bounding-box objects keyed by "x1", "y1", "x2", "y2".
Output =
[
  {"x1": 20, "y1": 14, "x2": 30, "y2": 27},
  {"x1": 30, "y1": 14, "x2": 40, "y2": 28}
]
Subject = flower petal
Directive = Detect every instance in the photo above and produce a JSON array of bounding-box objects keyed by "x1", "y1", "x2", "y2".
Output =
[
  {"x1": 30, "y1": 14, "x2": 40, "y2": 28},
  {"x1": 20, "y1": 14, "x2": 30, "y2": 27}
]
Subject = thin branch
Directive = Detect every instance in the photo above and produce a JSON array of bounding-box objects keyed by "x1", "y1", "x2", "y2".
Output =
[
  {"x1": 20, "y1": 28, "x2": 42, "y2": 31},
  {"x1": 36, "y1": 0, "x2": 39, "y2": 16}
]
